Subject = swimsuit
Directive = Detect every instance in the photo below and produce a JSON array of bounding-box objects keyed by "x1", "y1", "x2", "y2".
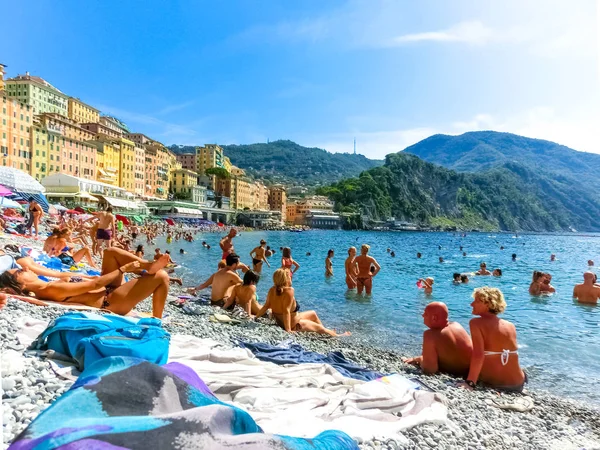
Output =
[
  {"x1": 252, "y1": 258, "x2": 262, "y2": 266},
  {"x1": 356, "y1": 276, "x2": 372, "y2": 289},
  {"x1": 484, "y1": 349, "x2": 519, "y2": 366},
  {"x1": 272, "y1": 300, "x2": 302, "y2": 331},
  {"x1": 96, "y1": 228, "x2": 112, "y2": 240}
]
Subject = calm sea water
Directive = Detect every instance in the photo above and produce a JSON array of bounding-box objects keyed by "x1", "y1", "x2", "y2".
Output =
[{"x1": 158, "y1": 230, "x2": 600, "y2": 405}]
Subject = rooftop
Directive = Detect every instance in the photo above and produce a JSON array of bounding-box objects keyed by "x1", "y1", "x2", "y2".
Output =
[
  {"x1": 68, "y1": 97, "x2": 100, "y2": 113},
  {"x1": 8, "y1": 73, "x2": 65, "y2": 95}
]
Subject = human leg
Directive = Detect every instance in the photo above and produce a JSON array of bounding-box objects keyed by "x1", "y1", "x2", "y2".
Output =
[
  {"x1": 356, "y1": 277, "x2": 365, "y2": 294},
  {"x1": 72, "y1": 248, "x2": 98, "y2": 268},
  {"x1": 101, "y1": 248, "x2": 169, "y2": 286},
  {"x1": 364, "y1": 276, "x2": 373, "y2": 295},
  {"x1": 297, "y1": 319, "x2": 351, "y2": 337},
  {"x1": 297, "y1": 310, "x2": 322, "y2": 325},
  {"x1": 106, "y1": 270, "x2": 169, "y2": 318}
]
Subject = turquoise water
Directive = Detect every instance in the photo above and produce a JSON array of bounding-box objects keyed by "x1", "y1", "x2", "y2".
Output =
[{"x1": 160, "y1": 230, "x2": 600, "y2": 404}]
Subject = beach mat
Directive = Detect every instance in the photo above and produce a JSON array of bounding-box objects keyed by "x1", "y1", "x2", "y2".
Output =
[{"x1": 9, "y1": 357, "x2": 358, "y2": 450}]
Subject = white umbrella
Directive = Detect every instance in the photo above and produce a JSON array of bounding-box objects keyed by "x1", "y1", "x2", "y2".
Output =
[
  {"x1": 0, "y1": 167, "x2": 45, "y2": 193},
  {"x1": 53, "y1": 204, "x2": 68, "y2": 211},
  {"x1": 0, "y1": 198, "x2": 24, "y2": 210}
]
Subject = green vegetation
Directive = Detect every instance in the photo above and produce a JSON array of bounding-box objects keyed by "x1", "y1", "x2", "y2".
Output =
[
  {"x1": 169, "y1": 141, "x2": 383, "y2": 186},
  {"x1": 204, "y1": 167, "x2": 230, "y2": 179},
  {"x1": 404, "y1": 130, "x2": 600, "y2": 191},
  {"x1": 318, "y1": 152, "x2": 600, "y2": 231}
]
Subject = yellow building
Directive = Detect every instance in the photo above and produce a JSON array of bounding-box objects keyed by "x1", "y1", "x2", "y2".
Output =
[
  {"x1": 30, "y1": 117, "x2": 50, "y2": 181},
  {"x1": 252, "y1": 181, "x2": 269, "y2": 210},
  {"x1": 223, "y1": 156, "x2": 232, "y2": 173},
  {"x1": 216, "y1": 176, "x2": 254, "y2": 210},
  {"x1": 1, "y1": 93, "x2": 33, "y2": 173},
  {"x1": 285, "y1": 196, "x2": 334, "y2": 225},
  {"x1": 134, "y1": 145, "x2": 145, "y2": 196},
  {"x1": 195, "y1": 144, "x2": 224, "y2": 175},
  {"x1": 119, "y1": 138, "x2": 135, "y2": 193},
  {"x1": 170, "y1": 168, "x2": 198, "y2": 199},
  {"x1": 68, "y1": 97, "x2": 100, "y2": 124}
]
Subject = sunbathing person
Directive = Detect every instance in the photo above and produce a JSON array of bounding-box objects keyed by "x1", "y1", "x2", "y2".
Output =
[
  {"x1": 0, "y1": 247, "x2": 171, "y2": 318},
  {"x1": 0, "y1": 250, "x2": 94, "y2": 281},
  {"x1": 256, "y1": 269, "x2": 350, "y2": 337},
  {"x1": 222, "y1": 270, "x2": 261, "y2": 315},
  {"x1": 573, "y1": 272, "x2": 600, "y2": 304},
  {"x1": 461, "y1": 287, "x2": 526, "y2": 391},
  {"x1": 403, "y1": 302, "x2": 472, "y2": 376},
  {"x1": 52, "y1": 228, "x2": 97, "y2": 268},
  {"x1": 187, "y1": 253, "x2": 249, "y2": 307}
]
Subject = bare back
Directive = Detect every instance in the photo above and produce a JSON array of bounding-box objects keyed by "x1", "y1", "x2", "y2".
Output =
[
  {"x1": 97, "y1": 211, "x2": 114, "y2": 230},
  {"x1": 573, "y1": 283, "x2": 600, "y2": 304},
  {"x1": 355, "y1": 255, "x2": 375, "y2": 277},
  {"x1": 425, "y1": 322, "x2": 472, "y2": 376},
  {"x1": 211, "y1": 269, "x2": 242, "y2": 300},
  {"x1": 470, "y1": 316, "x2": 524, "y2": 387}
]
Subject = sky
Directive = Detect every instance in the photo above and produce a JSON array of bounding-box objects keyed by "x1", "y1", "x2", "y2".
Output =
[{"x1": 2, "y1": 0, "x2": 599, "y2": 159}]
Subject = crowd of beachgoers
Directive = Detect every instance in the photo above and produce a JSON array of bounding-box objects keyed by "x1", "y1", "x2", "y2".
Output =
[{"x1": 1, "y1": 202, "x2": 599, "y2": 449}]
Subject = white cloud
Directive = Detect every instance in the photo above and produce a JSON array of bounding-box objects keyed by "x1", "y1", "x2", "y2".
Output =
[{"x1": 389, "y1": 21, "x2": 495, "y2": 46}]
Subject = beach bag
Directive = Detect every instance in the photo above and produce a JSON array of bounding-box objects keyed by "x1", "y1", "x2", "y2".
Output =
[{"x1": 34, "y1": 312, "x2": 170, "y2": 369}]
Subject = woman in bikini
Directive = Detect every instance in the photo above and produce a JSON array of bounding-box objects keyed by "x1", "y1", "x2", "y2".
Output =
[
  {"x1": 461, "y1": 287, "x2": 526, "y2": 391},
  {"x1": 325, "y1": 249, "x2": 334, "y2": 277},
  {"x1": 27, "y1": 197, "x2": 44, "y2": 239},
  {"x1": 0, "y1": 247, "x2": 171, "y2": 318},
  {"x1": 256, "y1": 269, "x2": 350, "y2": 337},
  {"x1": 49, "y1": 228, "x2": 97, "y2": 268},
  {"x1": 249, "y1": 240, "x2": 270, "y2": 273},
  {"x1": 529, "y1": 271, "x2": 544, "y2": 295},
  {"x1": 281, "y1": 247, "x2": 299, "y2": 280},
  {"x1": 344, "y1": 247, "x2": 358, "y2": 289},
  {"x1": 222, "y1": 270, "x2": 262, "y2": 315}
]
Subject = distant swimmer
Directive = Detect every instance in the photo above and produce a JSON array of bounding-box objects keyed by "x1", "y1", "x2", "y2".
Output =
[
  {"x1": 438, "y1": 245, "x2": 442, "y2": 250},
  {"x1": 512, "y1": 254, "x2": 517, "y2": 261},
  {"x1": 476, "y1": 262, "x2": 491, "y2": 276},
  {"x1": 461, "y1": 274, "x2": 470, "y2": 284},
  {"x1": 249, "y1": 239, "x2": 270, "y2": 273},
  {"x1": 500, "y1": 246, "x2": 504, "y2": 250},
  {"x1": 417, "y1": 252, "x2": 422, "y2": 259},
  {"x1": 355, "y1": 244, "x2": 381, "y2": 295},
  {"x1": 588, "y1": 260, "x2": 594, "y2": 267},
  {"x1": 463, "y1": 252, "x2": 467, "y2": 257},
  {"x1": 460, "y1": 246, "x2": 463, "y2": 251},
  {"x1": 492, "y1": 268, "x2": 502, "y2": 277},
  {"x1": 550, "y1": 254, "x2": 556, "y2": 262},
  {"x1": 539, "y1": 272, "x2": 555, "y2": 293},
  {"x1": 403, "y1": 302, "x2": 472, "y2": 377},
  {"x1": 345, "y1": 247, "x2": 358, "y2": 289},
  {"x1": 390, "y1": 251, "x2": 396, "y2": 258},
  {"x1": 418, "y1": 277, "x2": 434, "y2": 295},
  {"x1": 439, "y1": 257, "x2": 444, "y2": 263},
  {"x1": 573, "y1": 272, "x2": 600, "y2": 304},
  {"x1": 325, "y1": 249, "x2": 334, "y2": 277},
  {"x1": 387, "y1": 248, "x2": 391, "y2": 253},
  {"x1": 453, "y1": 273, "x2": 461, "y2": 284},
  {"x1": 220, "y1": 228, "x2": 237, "y2": 260}
]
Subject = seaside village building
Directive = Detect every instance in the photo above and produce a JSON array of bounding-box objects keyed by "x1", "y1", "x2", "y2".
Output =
[
  {"x1": 286, "y1": 195, "x2": 341, "y2": 229},
  {"x1": 0, "y1": 67, "x2": 290, "y2": 225}
]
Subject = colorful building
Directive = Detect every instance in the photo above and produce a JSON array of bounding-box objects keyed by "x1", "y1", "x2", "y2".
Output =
[
  {"x1": 216, "y1": 176, "x2": 255, "y2": 210},
  {"x1": 92, "y1": 136, "x2": 120, "y2": 186},
  {"x1": 118, "y1": 138, "x2": 135, "y2": 193},
  {"x1": 68, "y1": 97, "x2": 100, "y2": 124},
  {"x1": 170, "y1": 168, "x2": 200, "y2": 201},
  {"x1": 0, "y1": 64, "x2": 6, "y2": 91},
  {"x1": 195, "y1": 144, "x2": 224, "y2": 175},
  {"x1": 176, "y1": 152, "x2": 197, "y2": 171},
  {"x1": 134, "y1": 145, "x2": 145, "y2": 196},
  {"x1": 268, "y1": 185, "x2": 287, "y2": 221},
  {"x1": 0, "y1": 93, "x2": 33, "y2": 172},
  {"x1": 286, "y1": 196, "x2": 334, "y2": 225},
  {"x1": 5, "y1": 73, "x2": 68, "y2": 116}
]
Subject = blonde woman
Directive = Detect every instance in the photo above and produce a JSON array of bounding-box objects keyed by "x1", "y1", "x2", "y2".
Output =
[
  {"x1": 461, "y1": 287, "x2": 526, "y2": 391},
  {"x1": 256, "y1": 269, "x2": 350, "y2": 337}
]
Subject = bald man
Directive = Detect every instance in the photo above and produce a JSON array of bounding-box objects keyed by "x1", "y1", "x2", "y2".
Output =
[
  {"x1": 573, "y1": 272, "x2": 600, "y2": 305},
  {"x1": 403, "y1": 302, "x2": 473, "y2": 376}
]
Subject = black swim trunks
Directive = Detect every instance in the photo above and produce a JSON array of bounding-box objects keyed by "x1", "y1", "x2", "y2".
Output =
[{"x1": 252, "y1": 258, "x2": 262, "y2": 266}]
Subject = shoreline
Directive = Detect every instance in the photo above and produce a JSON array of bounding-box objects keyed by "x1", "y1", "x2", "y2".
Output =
[{"x1": 1, "y1": 234, "x2": 600, "y2": 449}]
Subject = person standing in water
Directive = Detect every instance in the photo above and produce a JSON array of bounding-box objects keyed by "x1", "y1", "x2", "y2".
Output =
[
  {"x1": 355, "y1": 244, "x2": 381, "y2": 295},
  {"x1": 281, "y1": 247, "x2": 300, "y2": 280},
  {"x1": 249, "y1": 239, "x2": 270, "y2": 273},
  {"x1": 345, "y1": 247, "x2": 358, "y2": 289},
  {"x1": 325, "y1": 249, "x2": 334, "y2": 277},
  {"x1": 220, "y1": 228, "x2": 237, "y2": 260}
]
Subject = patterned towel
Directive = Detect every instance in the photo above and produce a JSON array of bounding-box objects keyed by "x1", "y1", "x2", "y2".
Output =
[{"x1": 9, "y1": 357, "x2": 358, "y2": 450}]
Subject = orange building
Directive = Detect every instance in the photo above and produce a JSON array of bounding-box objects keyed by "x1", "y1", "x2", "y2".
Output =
[{"x1": 0, "y1": 92, "x2": 33, "y2": 172}]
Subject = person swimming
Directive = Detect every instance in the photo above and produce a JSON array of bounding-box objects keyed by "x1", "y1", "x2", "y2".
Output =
[
  {"x1": 325, "y1": 249, "x2": 334, "y2": 277},
  {"x1": 476, "y1": 262, "x2": 491, "y2": 276}
]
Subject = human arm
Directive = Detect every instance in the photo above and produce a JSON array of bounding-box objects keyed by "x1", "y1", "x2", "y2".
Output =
[
  {"x1": 188, "y1": 274, "x2": 214, "y2": 293},
  {"x1": 263, "y1": 255, "x2": 270, "y2": 267},
  {"x1": 292, "y1": 259, "x2": 300, "y2": 274},
  {"x1": 420, "y1": 331, "x2": 439, "y2": 374},
  {"x1": 463, "y1": 320, "x2": 485, "y2": 388},
  {"x1": 222, "y1": 285, "x2": 239, "y2": 310},
  {"x1": 370, "y1": 257, "x2": 381, "y2": 276},
  {"x1": 255, "y1": 291, "x2": 271, "y2": 318},
  {"x1": 282, "y1": 293, "x2": 294, "y2": 332}
]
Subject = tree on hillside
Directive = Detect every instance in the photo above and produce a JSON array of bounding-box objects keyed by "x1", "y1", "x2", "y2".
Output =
[{"x1": 205, "y1": 167, "x2": 230, "y2": 179}]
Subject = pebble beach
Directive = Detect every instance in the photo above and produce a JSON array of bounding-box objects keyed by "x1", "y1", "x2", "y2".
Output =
[{"x1": 1, "y1": 234, "x2": 600, "y2": 449}]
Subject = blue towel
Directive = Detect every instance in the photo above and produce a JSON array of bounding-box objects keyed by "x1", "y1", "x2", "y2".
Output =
[
  {"x1": 9, "y1": 357, "x2": 358, "y2": 450},
  {"x1": 240, "y1": 341, "x2": 385, "y2": 381}
]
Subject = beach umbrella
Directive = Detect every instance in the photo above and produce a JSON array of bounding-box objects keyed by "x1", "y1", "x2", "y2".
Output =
[
  {"x1": 0, "y1": 198, "x2": 24, "y2": 210},
  {"x1": 0, "y1": 185, "x2": 13, "y2": 197},
  {"x1": 66, "y1": 209, "x2": 82, "y2": 215},
  {"x1": 116, "y1": 214, "x2": 130, "y2": 225},
  {"x1": 53, "y1": 204, "x2": 68, "y2": 211},
  {"x1": 0, "y1": 168, "x2": 44, "y2": 193}
]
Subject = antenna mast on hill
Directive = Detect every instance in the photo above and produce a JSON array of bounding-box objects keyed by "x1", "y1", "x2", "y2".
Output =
[{"x1": 354, "y1": 137, "x2": 356, "y2": 155}]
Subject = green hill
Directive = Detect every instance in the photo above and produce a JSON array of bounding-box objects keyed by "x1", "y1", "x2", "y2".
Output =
[
  {"x1": 169, "y1": 141, "x2": 383, "y2": 186},
  {"x1": 403, "y1": 131, "x2": 600, "y2": 191},
  {"x1": 317, "y1": 152, "x2": 600, "y2": 232}
]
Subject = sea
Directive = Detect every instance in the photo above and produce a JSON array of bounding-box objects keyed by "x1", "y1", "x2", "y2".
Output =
[{"x1": 156, "y1": 230, "x2": 600, "y2": 405}]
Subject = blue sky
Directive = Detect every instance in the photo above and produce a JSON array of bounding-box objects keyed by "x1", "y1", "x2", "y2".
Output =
[{"x1": 3, "y1": 0, "x2": 598, "y2": 158}]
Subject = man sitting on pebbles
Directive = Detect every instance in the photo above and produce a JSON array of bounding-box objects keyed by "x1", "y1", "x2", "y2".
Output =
[
  {"x1": 187, "y1": 253, "x2": 249, "y2": 308},
  {"x1": 403, "y1": 302, "x2": 472, "y2": 376}
]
